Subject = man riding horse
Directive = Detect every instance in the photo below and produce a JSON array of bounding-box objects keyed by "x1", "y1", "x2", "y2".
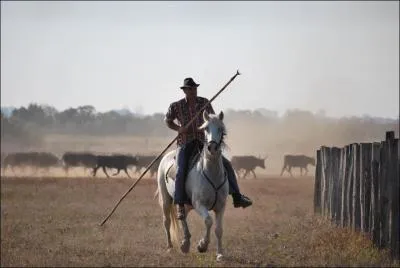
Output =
[{"x1": 165, "y1": 77, "x2": 253, "y2": 220}]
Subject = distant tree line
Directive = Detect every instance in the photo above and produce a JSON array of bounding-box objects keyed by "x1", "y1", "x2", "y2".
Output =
[{"x1": 1, "y1": 103, "x2": 398, "y2": 148}]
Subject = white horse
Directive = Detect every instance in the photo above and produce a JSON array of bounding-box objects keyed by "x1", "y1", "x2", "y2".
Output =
[{"x1": 155, "y1": 110, "x2": 229, "y2": 261}]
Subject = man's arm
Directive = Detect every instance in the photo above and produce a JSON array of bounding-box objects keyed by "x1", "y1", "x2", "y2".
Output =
[
  {"x1": 165, "y1": 118, "x2": 187, "y2": 134},
  {"x1": 165, "y1": 118, "x2": 180, "y2": 132}
]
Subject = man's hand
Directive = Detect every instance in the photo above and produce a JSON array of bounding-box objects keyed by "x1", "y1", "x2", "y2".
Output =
[{"x1": 178, "y1": 126, "x2": 188, "y2": 134}]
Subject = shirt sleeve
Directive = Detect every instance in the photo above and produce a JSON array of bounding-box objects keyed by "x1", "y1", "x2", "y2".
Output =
[{"x1": 165, "y1": 103, "x2": 176, "y2": 122}]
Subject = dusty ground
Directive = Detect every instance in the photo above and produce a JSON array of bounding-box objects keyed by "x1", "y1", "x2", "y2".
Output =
[{"x1": 1, "y1": 174, "x2": 396, "y2": 267}]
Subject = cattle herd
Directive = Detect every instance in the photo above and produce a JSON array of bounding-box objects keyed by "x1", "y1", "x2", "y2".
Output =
[
  {"x1": 0, "y1": 151, "x2": 316, "y2": 179},
  {"x1": 0, "y1": 151, "x2": 161, "y2": 178}
]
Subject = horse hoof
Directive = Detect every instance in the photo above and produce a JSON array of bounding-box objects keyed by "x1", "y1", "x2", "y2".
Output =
[
  {"x1": 216, "y1": 254, "x2": 223, "y2": 261},
  {"x1": 180, "y1": 240, "x2": 190, "y2": 253},
  {"x1": 197, "y1": 239, "x2": 208, "y2": 253},
  {"x1": 166, "y1": 247, "x2": 172, "y2": 253}
]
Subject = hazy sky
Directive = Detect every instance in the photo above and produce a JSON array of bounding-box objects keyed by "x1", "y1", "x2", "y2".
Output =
[{"x1": 1, "y1": 1, "x2": 399, "y2": 118}]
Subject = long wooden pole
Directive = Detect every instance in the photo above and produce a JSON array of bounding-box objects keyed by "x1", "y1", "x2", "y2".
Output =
[{"x1": 99, "y1": 70, "x2": 241, "y2": 226}]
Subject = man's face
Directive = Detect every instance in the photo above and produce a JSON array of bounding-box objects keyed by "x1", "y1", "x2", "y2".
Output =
[{"x1": 183, "y1": 87, "x2": 197, "y2": 99}]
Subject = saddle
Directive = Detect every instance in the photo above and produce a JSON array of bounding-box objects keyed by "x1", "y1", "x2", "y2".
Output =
[{"x1": 165, "y1": 150, "x2": 201, "y2": 182}]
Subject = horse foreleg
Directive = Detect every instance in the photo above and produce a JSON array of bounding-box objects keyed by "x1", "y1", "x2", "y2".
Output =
[
  {"x1": 214, "y1": 207, "x2": 226, "y2": 261},
  {"x1": 196, "y1": 206, "x2": 212, "y2": 253},
  {"x1": 180, "y1": 217, "x2": 191, "y2": 253},
  {"x1": 304, "y1": 167, "x2": 309, "y2": 175},
  {"x1": 300, "y1": 167, "x2": 303, "y2": 176}
]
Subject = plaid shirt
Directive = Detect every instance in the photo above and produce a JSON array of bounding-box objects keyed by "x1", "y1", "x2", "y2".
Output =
[{"x1": 166, "y1": 96, "x2": 215, "y2": 146}]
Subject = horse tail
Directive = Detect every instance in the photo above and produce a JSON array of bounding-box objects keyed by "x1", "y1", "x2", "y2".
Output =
[
  {"x1": 155, "y1": 179, "x2": 180, "y2": 245},
  {"x1": 169, "y1": 205, "x2": 179, "y2": 245}
]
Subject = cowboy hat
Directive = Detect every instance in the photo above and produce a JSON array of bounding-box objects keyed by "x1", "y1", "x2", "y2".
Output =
[{"x1": 180, "y1": 77, "x2": 200, "y2": 89}]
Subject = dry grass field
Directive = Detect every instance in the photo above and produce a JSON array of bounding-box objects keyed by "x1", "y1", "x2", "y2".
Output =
[{"x1": 1, "y1": 174, "x2": 397, "y2": 267}]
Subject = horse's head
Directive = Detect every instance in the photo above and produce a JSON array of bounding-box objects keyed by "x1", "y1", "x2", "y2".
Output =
[{"x1": 199, "y1": 110, "x2": 226, "y2": 156}]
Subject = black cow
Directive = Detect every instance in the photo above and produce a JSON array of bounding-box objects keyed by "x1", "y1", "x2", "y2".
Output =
[
  {"x1": 92, "y1": 154, "x2": 138, "y2": 178},
  {"x1": 280, "y1": 154, "x2": 315, "y2": 177},
  {"x1": 62, "y1": 152, "x2": 97, "y2": 175},
  {"x1": 134, "y1": 155, "x2": 161, "y2": 178},
  {"x1": 3, "y1": 152, "x2": 61, "y2": 174},
  {"x1": 231, "y1": 155, "x2": 267, "y2": 179}
]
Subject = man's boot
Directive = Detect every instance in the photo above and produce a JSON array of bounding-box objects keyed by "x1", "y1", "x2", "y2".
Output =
[{"x1": 232, "y1": 193, "x2": 253, "y2": 208}]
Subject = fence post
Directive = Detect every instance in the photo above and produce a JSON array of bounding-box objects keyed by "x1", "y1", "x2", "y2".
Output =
[
  {"x1": 392, "y1": 138, "x2": 399, "y2": 259},
  {"x1": 341, "y1": 145, "x2": 350, "y2": 227},
  {"x1": 329, "y1": 147, "x2": 335, "y2": 221},
  {"x1": 360, "y1": 143, "x2": 372, "y2": 234},
  {"x1": 326, "y1": 147, "x2": 334, "y2": 220},
  {"x1": 347, "y1": 144, "x2": 354, "y2": 227},
  {"x1": 389, "y1": 135, "x2": 399, "y2": 259},
  {"x1": 331, "y1": 147, "x2": 341, "y2": 225},
  {"x1": 314, "y1": 149, "x2": 322, "y2": 214},
  {"x1": 338, "y1": 147, "x2": 345, "y2": 226},
  {"x1": 321, "y1": 146, "x2": 330, "y2": 218},
  {"x1": 371, "y1": 142, "x2": 381, "y2": 246},
  {"x1": 379, "y1": 136, "x2": 390, "y2": 248},
  {"x1": 352, "y1": 143, "x2": 361, "y2": 231}
]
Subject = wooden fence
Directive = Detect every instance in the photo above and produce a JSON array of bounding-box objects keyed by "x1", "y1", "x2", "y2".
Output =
[{"x1": 314, "y1": 131, "x2": 399, "y2": 260}]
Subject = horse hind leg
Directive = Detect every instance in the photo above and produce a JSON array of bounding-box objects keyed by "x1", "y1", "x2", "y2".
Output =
[
  {"x1": 157, "y1": 169, "x2": 179, "y2": 251},
  {"x1": 196, "y1": 206, "x2": 212, "y2": 253},
  {"x1": 162, "y1": 197, "x2": 174, "y2": 250}
]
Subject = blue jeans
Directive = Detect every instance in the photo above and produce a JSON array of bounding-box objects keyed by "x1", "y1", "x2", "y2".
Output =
[{"x1": 174, "y1": 139, "x2": 240, "y2": 204}]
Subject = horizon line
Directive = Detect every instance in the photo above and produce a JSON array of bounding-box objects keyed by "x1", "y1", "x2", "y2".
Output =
[{"x1": 0, "y1": 104, "x2": 398, "y2": 120}]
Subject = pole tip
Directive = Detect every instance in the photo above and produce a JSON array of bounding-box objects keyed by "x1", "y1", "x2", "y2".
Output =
[{"x1": 236, "y1": 70, "x2": 241, "y2": 76}]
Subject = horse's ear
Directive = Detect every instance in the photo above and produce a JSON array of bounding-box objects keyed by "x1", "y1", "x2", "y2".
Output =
[
  {"x1": 203, "y1": 110, "x2": 210, "y2": 121},
  {"x1": 218, "y1": 111, "x2": 224, "y2": 121}
]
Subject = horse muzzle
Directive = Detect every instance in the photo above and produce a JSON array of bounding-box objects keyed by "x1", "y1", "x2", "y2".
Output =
[{"x1": 207, "y1": 141, "x2": 220, "y2": 154}]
